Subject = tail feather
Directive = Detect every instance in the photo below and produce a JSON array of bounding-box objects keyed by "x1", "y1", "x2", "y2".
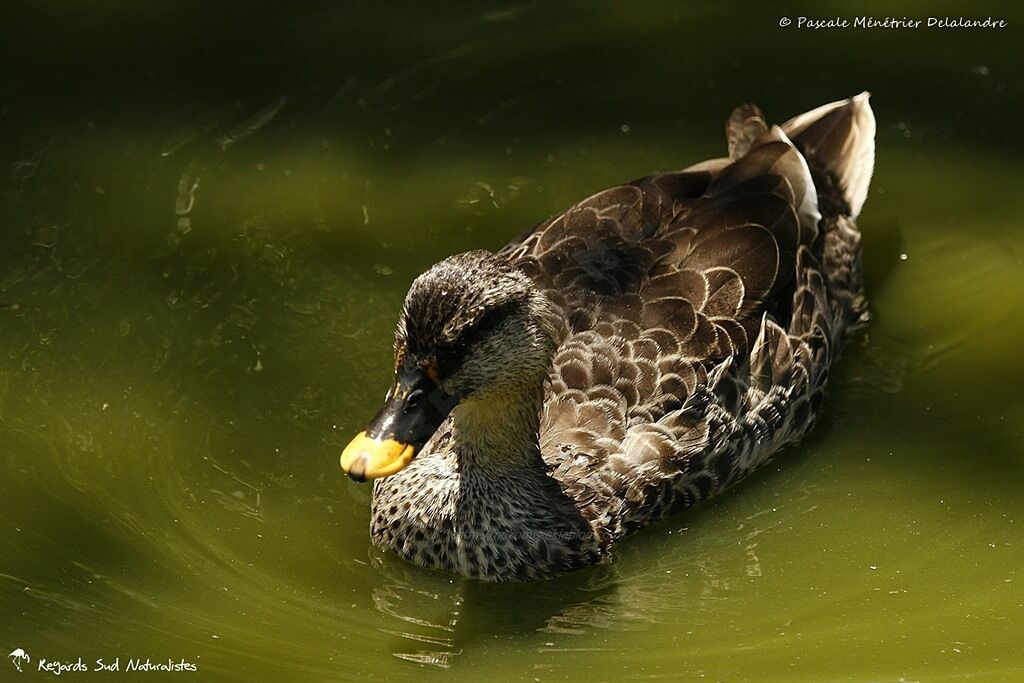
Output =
[
  {"x1": 782, "y1": 92, "x2": 876, "y2": 219},
  {"x1": 726, "y1": 103, "x2": 769, "y2": 161}
]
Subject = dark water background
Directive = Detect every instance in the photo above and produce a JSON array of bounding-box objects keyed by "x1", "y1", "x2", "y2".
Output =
[{"x1": 2, "y1": 1, "x2": 1023, "y2": 680}]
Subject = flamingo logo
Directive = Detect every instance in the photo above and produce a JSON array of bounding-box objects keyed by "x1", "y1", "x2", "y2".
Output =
[{"x1": 8, "y1": 648, "x2": 30, "y2": 672}]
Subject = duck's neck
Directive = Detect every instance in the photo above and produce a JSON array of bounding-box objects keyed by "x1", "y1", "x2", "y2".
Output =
[
  {"x1": 372, "y1": 370, "x2": 600, "y2": 580},
  {"x1": 449, "y1": 378, "x2": 546, "y2": 476}
]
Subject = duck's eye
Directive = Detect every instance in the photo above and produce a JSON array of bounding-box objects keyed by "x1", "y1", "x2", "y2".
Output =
[
  {"x1": 404, "y1": 389, "x2": 425, "y2": 412},
  {"x1": 472, "y1": 306, "x2": 511, "y2": 339},
  {"x1": 458, "y1": 300, "x2": 521, "y2": 349}
]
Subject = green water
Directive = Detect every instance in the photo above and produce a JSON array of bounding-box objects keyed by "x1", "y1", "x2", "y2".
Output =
[{"x1": 2, "y1": 1, "x2": 1023, "y2": 680}]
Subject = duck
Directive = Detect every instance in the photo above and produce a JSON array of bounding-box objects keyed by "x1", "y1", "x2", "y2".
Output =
[{"x1": 340, "y1": 93, "x2": 876, "y2": 581}]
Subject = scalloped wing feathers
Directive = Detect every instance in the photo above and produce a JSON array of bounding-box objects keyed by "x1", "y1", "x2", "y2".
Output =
[{"x1": 502, "y1": 94, "x2": 874, "y2": 546}]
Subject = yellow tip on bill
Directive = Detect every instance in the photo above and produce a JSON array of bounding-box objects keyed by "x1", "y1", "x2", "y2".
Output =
[{"x1": 340, "y1": 431, "x2": 416, "y2": 481}]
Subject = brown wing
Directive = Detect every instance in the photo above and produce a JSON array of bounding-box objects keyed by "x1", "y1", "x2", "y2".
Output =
[{"x1": 497, "y1": 122, "x2": 821, "y2": 540}]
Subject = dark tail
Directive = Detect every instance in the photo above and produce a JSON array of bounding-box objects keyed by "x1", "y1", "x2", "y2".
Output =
[{"x1": 782, "y1": 92, "x2": 876, "y2": 220}]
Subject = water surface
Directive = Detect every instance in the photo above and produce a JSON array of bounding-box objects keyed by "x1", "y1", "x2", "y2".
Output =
[{"x1": 2, "y1": 1, "x2": 1023, "y2": 680}]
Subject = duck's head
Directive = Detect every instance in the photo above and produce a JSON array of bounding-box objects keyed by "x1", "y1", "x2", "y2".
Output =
[{"x1": 341, "y1": 250, "x2": 556, "y2": 481}]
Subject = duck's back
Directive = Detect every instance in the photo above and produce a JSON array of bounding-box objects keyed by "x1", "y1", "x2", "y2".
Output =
[{"x1": 500, "y1": 94, "x2": 875, "y2": 547}]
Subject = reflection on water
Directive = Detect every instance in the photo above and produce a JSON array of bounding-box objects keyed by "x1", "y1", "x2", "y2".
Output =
[{"x1": 2, "y1": 0, "x2": 1023, "y2": 680}]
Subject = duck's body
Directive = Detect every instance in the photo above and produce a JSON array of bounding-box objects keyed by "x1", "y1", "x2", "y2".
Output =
[{"x1": 343, "y1": 94, "x2": 876, "y2": 581}]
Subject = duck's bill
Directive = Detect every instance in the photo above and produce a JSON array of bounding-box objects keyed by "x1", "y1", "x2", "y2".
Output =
[{"x1": 340, "y1": 363, "x2": 457, "y2": 482}]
